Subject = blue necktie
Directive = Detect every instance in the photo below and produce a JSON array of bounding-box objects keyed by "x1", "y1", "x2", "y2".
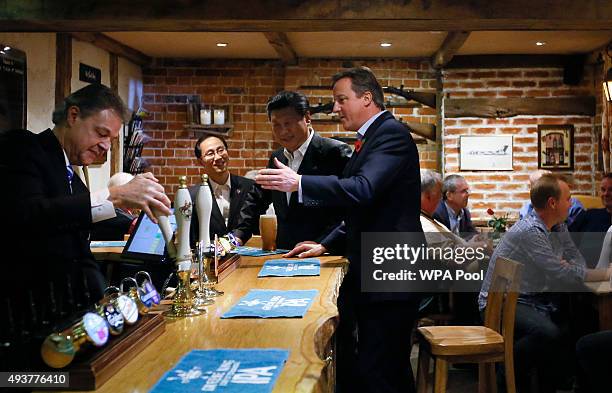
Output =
[{"x1": 66, "y1": 165, "x2": 74, "y2": 194}]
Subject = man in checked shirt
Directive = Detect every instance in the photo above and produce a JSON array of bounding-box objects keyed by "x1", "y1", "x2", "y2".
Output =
[{"x1": 478, "y1": 174, "x2": 611, "y2": 393}]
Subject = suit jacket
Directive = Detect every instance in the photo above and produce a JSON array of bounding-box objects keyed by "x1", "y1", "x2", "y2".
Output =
[
  {"x1": 0, "y1": 128, "x2": 104, "y2": 347},
  {"x1": 432, "y1": 201, "x2": 477, "y2": 236},
  {"x1": 233, "y1": 133, "x2": 352, "y2": 249},
  {"x1": 301, "y1": 111, "x2": 424, "y2": 303},
  {"x1": 188, "y1": 174, "x2": 254, "y2": 245}
]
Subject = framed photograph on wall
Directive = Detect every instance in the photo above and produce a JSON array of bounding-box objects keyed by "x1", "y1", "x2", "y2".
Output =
[
  {"x1": 537, "y1": 124, "x2": 574, "y2": 170},
  {"x1": 459, "y1": 135, "x2": 513, "y2": 170}
]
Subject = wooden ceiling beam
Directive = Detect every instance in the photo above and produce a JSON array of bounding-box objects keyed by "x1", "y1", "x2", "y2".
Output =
[
  {"x1": 446, "y1": 54, "x2": 576, "y2": 69},
  {"x1": 70, "y1": 32, "x2": 151, "y2": 66},
  {"x1": 2, "y1": 0, "x2": 612, "y2": 32},
  {"x1": 431, "y1": 31, "x2": 470, "y2": 69},
  {"x1": 263, "y1": 32, "x2": 297, "y2": 65},
  {"x1": 444, "y1": 97, "x2": 596, "y2": 118}
]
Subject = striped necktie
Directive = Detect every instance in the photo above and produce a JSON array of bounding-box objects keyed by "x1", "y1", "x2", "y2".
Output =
[{"x1": 66, "y1": 165, "x2": 74, "y2": 194}]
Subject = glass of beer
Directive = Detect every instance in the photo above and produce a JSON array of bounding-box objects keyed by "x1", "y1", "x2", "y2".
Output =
[{"x1": 259, "y1": 214, "x2": 277, "y2": 251}]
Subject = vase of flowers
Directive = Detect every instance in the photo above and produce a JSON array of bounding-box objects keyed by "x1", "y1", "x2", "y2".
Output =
[
  {"x1": 487, "y1": 209, "x2": 509, "y2": 246},
  {"x1": 487, "y1": 208, "x2": 509, "y2": 232}
]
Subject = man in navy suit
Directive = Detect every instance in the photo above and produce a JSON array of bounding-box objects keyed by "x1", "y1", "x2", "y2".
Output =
[
  {"x1": 433, "y1": 174, "x2": 478, "y2": 238},
  {"x1": 189, "y1": 134, "x2": 254, "y2": 244},
  {"x1": 257, "y1": 67, "x2": 424, "y2": 393},
  {"x1": 232, "y1": 91, "x2": 351, "y2": 249}
]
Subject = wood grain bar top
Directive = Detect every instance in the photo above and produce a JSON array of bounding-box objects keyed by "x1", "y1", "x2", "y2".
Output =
[{"x1": 69, "y1": 254, "x2": 347, "y2": 393}]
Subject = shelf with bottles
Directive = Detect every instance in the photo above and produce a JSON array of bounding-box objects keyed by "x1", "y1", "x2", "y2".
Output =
[{"x1": 185, "y1": 104, "x2": 233, "y2": 137}]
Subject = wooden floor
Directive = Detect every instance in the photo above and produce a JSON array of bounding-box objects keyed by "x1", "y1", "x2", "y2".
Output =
[{"x1": 409, "y1": 345, "x2": 576, "y2": 393}]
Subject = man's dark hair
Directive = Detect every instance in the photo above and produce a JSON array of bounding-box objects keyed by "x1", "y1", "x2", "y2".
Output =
[
  {"x1": 52, "y1": 84, "x2": 127, "y2": 126},
  {"x1": 266, "y1": 91, "x2": 310, "y2": 120},
  {"x1": 331, "y1": 66, "x2": 386, "y2": 110},
  {"x1": 194, "y1": 134, "x2": 228, "y2": 159},
  {"x1": 531, "y1": 174, "x2": 567, "y2": 210}
]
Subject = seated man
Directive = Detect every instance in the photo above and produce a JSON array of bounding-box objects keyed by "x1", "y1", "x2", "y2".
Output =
[
  {"x1": 420, "y1": 169, "x2": 489, "y2": 267},
  {"x1": 232, "y1": 91, "x2": 351, "y2": 249},
  {"x1": 189, "y1": 134, "x2": 255, "y2": 244},
  {"x1": 433, "y1": 174, "x2": 478, "y2": 239},
  {"x1": 520, "y1": 169, "x2": 584, "y2": 226},
  {"x1": 422, "y1": 169, "x2": 488, "y2": 324},
  {"x1": 569, "y1": 173, "x2": 612, "y2": 267},
  {"x1": 478, "y1": 174, "x2": 611, "y2": 393}
]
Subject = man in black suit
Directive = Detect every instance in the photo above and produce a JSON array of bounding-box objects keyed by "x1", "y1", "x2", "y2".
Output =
[
  {"x1": 189, "y1": 134, "x2": 254, "y2": 244},
  {"x1": 433, "y1": 174, "x2": 478, "y2": 237},
  {"x1": 232, "y1": 91, "x2": 352, "y2": 249},
  {"x1": 0, "y1": 84, "x2": 171, "y2": 369},
  {"x1": 257, "y1": 68, "x2": 424, "y2": 393}
]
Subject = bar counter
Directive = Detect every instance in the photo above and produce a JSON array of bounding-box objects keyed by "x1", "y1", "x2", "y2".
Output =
[{"x1": 72, "y1": 254, "x2": 347, "y2": 393}]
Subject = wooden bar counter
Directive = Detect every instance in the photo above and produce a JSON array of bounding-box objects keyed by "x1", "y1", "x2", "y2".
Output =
[{"x1": 72, "y1": 254, "x2": 347, "y2": 393}]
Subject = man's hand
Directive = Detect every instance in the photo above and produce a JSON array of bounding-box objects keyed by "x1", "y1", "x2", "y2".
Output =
[
  {"x1": 256, "y1": 158, "x2": 301, "y2": 193},
  {"x1": 284, "y1": 241, "x2": 327, "y2": 258},
  {"x1": 108, "y1": 172, "x2": 171, "y2": 223}
]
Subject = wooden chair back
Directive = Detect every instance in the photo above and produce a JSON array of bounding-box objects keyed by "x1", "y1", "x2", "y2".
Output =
[
  {"x1": 573, "y1": 194, "x2": 604, "y2": 210},
  {"x1": 483, "y1": 257, "x2": 523, "y2": 357}
]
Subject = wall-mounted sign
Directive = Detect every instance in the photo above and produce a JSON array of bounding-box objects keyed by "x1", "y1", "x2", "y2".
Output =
[
  {"x1": 0, "y1": 46, "x2": 27, "y2": 131},
  {"x1": 79, "y1": 63, "x2": 101, "y2": 84}
]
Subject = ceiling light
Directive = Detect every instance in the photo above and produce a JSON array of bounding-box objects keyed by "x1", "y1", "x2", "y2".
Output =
[
  {"x1": 2, "y1": 46, "x2": 9, "y2": 51},
  {"x1": 216, "y1": 42, "x2": 228, "y2": 47},
  {"x1": 380, "y1": 42, "x2": 392, "y2": 47},
  {"x1": 536, "y1": 41, "x2": 546, "y2": 46}
]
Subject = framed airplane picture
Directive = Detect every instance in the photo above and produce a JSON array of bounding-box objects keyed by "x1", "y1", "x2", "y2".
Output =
[
  {"x1": 459, "y1": 135, "x2": 513, "y2": 171},
  {"x1": 538, "y1": 124, "x2": 574, "y2": 170}
]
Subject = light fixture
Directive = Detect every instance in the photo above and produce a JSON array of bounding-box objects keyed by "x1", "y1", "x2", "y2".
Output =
[
  {"x1": 216, "y1": 42, "x2": 228, "y2": 47},
  {"x1": 380, "y1": 42, "x2": 392, "y2": 47},
  {"x1": 536, "y1": 41, "x2": 546, "y2": 46},
  {"x1": 2, "y1": 46, "x2": 9, "y2": 51},
  {"x1": 604, "y1": 67, "x2": 612, "y2": 102}
]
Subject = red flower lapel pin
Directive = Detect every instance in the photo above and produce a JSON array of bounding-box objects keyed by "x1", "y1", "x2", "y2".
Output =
[{"x1": 355, "y1": 139, "x2": 364, "y2": 153}]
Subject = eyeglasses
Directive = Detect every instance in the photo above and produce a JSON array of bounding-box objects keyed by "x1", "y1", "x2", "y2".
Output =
[{"x1": 203, "y1": 146, "x2": 227, "y2": 159}]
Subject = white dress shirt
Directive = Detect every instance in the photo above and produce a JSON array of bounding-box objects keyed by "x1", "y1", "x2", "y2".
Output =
[
  {"x1": 210, "y1": 175, "x2": 232, "y2": 226},
  {"x1": 61, "y1": 150, "x2": 116, "y2": 223},
  {"x1": 284, "y1": 130, "x2": 314, "y2": 204}
]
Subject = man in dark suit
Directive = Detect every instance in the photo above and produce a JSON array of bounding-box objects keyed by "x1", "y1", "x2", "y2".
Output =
[
  {"x1": 232, "y1": 91, "x2": 351, "y2": 249},
  {"x1": 189, "y1": 134, "x2": 254, "y2": 244},
  {"x1": 433, "y1": 174, "x2": 478, "y2": 237},
  {"x1": 257, "y1": 68, "x2": 424, "y2": 393},
  {"x1": 0, "y1": 84, "x2": 171, "y2": 369}
]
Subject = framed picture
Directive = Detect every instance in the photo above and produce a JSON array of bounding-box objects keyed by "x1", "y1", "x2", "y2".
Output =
[
  {"x1": 538, "y1": 125, "x2": 574, "y2": 170},
  {"x1": 459, "y1": 135, "x2": 513, "y2": 170}
]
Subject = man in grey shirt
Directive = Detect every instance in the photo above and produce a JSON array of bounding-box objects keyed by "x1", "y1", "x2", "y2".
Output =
[{"x1": 478, "y1": 174, "x2": 611, "y2": 393}]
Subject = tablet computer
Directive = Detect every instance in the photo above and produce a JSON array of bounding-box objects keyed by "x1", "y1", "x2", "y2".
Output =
[{"x1": 121, "y1": 210, "x2": 176, "y2": 263}]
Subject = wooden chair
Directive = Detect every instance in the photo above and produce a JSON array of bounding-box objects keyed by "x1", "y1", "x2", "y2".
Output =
[
  {"x1": 573, "y1": 194, "x2": 604, "y2": 210},
  {"x1": 416, "y1": 257, "x2": 523, "y2": 393}
]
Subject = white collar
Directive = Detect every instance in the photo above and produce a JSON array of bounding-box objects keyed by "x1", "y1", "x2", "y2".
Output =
[
  {"x1": 210, "y1": 174, "x2": 231, "y2": 191},
  {"x1": 357, "y1": 110, "x2": 386, "y2": 139}
]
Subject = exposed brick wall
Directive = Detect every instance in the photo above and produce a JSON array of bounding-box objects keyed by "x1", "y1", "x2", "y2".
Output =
[
  {"x1": 141, "y1": 58, "x2": 438, "y2": 197},
  {"x1": 442, "y1": 66, "x2": 603, "y2": 220},
  {"x1": 141, "y1": 58, "x2": 604, "y2": 216}
]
